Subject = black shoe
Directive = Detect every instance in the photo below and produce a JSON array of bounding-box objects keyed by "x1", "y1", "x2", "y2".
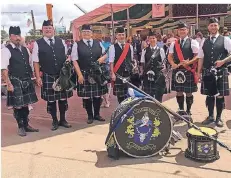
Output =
[
  {"x1": 202, "y1": 116, "x2": 215, "y2": 125},
  {"x1": 186, "y1": 110, "x2": 192, "y2": 115},
  {"x1": 51, "y1": 120, "x2": 59, "y2": 131},
  {"x1": 18, "y1": 127, "x2": 26, "y2": 137},
  {"x1": 215, "y1": 117, "x2": 224, "y2": 127},
  {"x1": 59, "y1": 120, "x2": 72, "y2": 128},
  {"x1": 94, "y1": 115, "x2": 105, "y2": 122},
  {"x1": 25, "y1": 125, "x2": 39, "y2": 132},
  {"x1": 87, "y1": 116, "x2": 94, "y2": 124}
]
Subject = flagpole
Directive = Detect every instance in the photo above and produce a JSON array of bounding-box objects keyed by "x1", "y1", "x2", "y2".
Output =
[
  {"x1": 110, "y1": 4, "x2": 115, "y2": 43},
  {"x1": 196, "y1": 4, "x2": 199, "y2": 29}
]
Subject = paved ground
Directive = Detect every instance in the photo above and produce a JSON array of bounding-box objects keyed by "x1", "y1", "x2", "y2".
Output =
[{"x1": 1, "y1": 81, "x2": 231, "y2": 178}]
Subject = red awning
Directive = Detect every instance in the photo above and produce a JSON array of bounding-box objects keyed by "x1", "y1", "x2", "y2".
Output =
[{"x1": 72, "y1": 4, "x2": 134, "y2": 40}]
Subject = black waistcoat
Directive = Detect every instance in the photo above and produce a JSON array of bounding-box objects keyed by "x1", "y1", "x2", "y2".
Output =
[
  {"x1": 37, "y1": 37, "x2": 66, "y2": 75},
  {"x1": 77, "y1": 39, "x2": 102, "y2": 71},
  {"x1": 173, "y1": 38, "x2": 194, "y2": 65},
  {"x1": 114, "y1": 43, "x2": 132, "y2": 74},
  {"x1": 6, "y1": 44, "x2": 32, "y2": 78},
  {"x1": 144, "y1": 46, "x2": 163, "y2": 72},
  {"x1": 202, "y1": 35, "x2": 228, "y2": 68}
]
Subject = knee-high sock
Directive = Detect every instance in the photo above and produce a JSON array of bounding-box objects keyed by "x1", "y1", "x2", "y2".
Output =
[
  {"x1": 216, "y1": 97, "x2": 225, "y2": 119},
  {"x1": 176, "y1": 95, "x2": 184, "y2": 110},
  {"x1": 47, "y1": 101, "x2": 57, "y2": 121},
  {"x1": 13, "y1": 108, "x2": 24, "y2": 128},
  {"x1": 206, "y1": 96, "x2": 215, "y2": 117},
  {"x1": 93, "y1": 97, "x2": 101, "y2": 117},
  {"x1": 83, "y1": 99, "x2": 93, "y2": 118},
  {"x1": 186, "y1": 95, "x2": 194, "y2": 112},
  {"x1": 58, "y1": 100, "x2": 68, "y2": 121}
]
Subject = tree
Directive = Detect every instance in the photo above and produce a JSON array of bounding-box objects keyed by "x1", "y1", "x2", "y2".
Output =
[
  {"x1": 28, "y1": 29, "x2": 35, "y2": 36},
  {"x1": 1, "y1": 30, "x2": 8, "y2": 40}
]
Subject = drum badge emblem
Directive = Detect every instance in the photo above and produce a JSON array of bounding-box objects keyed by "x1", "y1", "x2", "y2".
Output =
[{"x1": 125, "y1": 110, "x2": 162, "y2": 146}]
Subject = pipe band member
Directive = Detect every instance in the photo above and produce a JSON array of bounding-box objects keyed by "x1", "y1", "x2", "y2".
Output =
[
  {"x1": 168, "y1": 21, "x2": 199, "y2": 115},
  {"x1": 71, "y1": 24, "x2": 108, "y2": 124},
  {"x1": 109, "y1": 27, "x2": 135, "y2": 104},
  {"x1": 197, "y1": 17, "x2": 231, "y2": 127},
  {"x1": 1, "y1": 26, "x2": 38, "y2": 136},
  {"x1": 140, "y1": 30, "x2": 167, "y2": 102},
  {"x1": 33, "y1": 20, "x2": 73, "y2": 130}
]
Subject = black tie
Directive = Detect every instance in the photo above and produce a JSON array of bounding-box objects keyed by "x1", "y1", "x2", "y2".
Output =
[
  {"x1": 87, "y1": 40, "x2": 91, "y2": 48},
  {"x1": 49, "y1": 39, "x2": 54, "y2": 48},
  {"x1": 151, "y1": 48, "x2": 155, "y2": 53},
  {"x1": 211, "y1": 36, "x2": 216, "y2": 43},
  {"x1": 121, "y1": 43, "x2": 125, "y2": 50},
  {"x1": 180, "y1": 39, "x2": 184, "y2": 48}
]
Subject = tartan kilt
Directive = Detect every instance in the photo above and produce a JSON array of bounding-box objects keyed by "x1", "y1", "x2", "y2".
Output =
[
  {"x1": 171, "y1": 68, "x2": 197, "y2": 93},
  {"x1": 201, "y1": 68, "x2": 230, "y2": 96},
  {"x1": 7, "y1": 77, "x2": 38, "y2": 107},
  {"x1": 41, "y1": 73, "x2": 73, "y2": 102},
  {"x1": 142, "y1": 73, "x2": 166, "y2": 96},
  {"x1": 77, "y1": 71, "x2": 108, "y2": 97},
  {"x1": 113, "y1": 71, "x2": 130, "y2": 97}
]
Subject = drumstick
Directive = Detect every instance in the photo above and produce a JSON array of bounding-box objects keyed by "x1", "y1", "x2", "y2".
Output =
[{"x1": 116, "y1": 73, "x2": 231, "y2": 153}]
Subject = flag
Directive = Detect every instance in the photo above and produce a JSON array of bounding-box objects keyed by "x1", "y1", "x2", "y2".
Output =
[
  {"x1": 27, "y1": 19, "x2": 32, "y2": 27},
  {"x1": 127, "y1": 88, "x2": 146, "y2": 98},
  {"x1": 152, "y1": 4, "x2": 165, "y2": 18}
]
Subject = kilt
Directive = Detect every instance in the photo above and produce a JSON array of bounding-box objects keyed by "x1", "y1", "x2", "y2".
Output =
[
  {"x1": 7, "y1": 76, "x2": 38, "y2": 107},
  {"x1": 41, "y1": 73, "x2": 73, "y2": 101},
  {"x1": 171, "y1": 68, "x2": 197, "y2": 93},
  {"x1": 201, "y1": 68, "x2": 230, "y2": 96},
  {"x1": 142, "y1": 73, "x2": 166, "y2": 96},
  {"x1": 77, "y1": 71, "x2": 108, "y2": 97},
  {"x1": 113, "y1": 71, "x2": 130, "y2": 97}
]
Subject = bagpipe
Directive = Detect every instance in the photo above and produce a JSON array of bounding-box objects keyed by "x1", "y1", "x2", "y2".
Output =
[
  {"x1": 105, "y1": 74, "x2": 231, "y2": 160},
  {"x1": 88, "y1": 61, "x2": 111, "y2": 86},
  {"x1": 88, "y1": 45, "x2": 111, "y2": 86},
  {"x1": 202, "y1": 54, "x2": 224, "y2": 96},
  {"x1": 52, "y1": 61, "x2": 76, "y2": 92}
]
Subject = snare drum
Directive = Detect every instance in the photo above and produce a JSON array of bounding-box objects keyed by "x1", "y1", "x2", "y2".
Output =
[
  {"x1": 106, "y1": 97, "x2": 173, "y2": 158},
  {"x1": 185, "y1": 127, "x2": 220, "y2": 162}
]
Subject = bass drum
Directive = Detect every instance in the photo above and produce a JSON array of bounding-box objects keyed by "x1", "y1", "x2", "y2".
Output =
[{"x1": 111, "y1": 97, "x2": 173, "y2": 158}]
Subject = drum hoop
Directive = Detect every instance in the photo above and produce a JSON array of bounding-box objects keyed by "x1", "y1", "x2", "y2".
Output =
[
  {"x1": 113, "y1": 99, "x2": 173, "y2": 158},
  {"x1": 187, "y1": 126, "x2": 218, "y2": 138}
]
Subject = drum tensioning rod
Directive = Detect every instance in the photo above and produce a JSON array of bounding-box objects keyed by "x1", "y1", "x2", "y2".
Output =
[{"x1": 115, "y1": 74, "x2": 231, "y2": 153}]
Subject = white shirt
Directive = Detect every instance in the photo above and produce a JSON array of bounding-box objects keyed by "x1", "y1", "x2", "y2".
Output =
[
  {"x1": 32, "y1": 36, "x2": 67, "y2": 62},
  {"x1": 108, "y1": 42, "x2": 134, "y2": 63},
  {"x1": 169, "y1": 36, "x2": 199, "y2": 54},
  {"x1": 71, "y1": 39, "x2": 106, "y2": 61},
  {"x1": 140, "y1": 45, "x2": 166, "y2": 63},
  {"x1": 198, "y1": 34, "x2": 231, "y2": 58},
  {"x1": 1, "y1": 43, "x2": 33, "y2": 71}
]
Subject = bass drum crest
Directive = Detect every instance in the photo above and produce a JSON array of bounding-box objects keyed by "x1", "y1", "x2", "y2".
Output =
[{"x1": 110, "y1": 97, "x2": 173, "y2": 158}]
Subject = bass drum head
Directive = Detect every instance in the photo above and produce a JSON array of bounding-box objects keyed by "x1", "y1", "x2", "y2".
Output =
[{"x1": 114, "y1": 99, "x2": 172, "y2": 158}]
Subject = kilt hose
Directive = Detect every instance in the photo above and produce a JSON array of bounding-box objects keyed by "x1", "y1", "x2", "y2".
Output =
[
  {"x1": 113, "y1": 71, "x2": 130, "y2": 97},
  {"x1": 201, "y1": 68, "x2": 230, "y2": 96},
  {"x1": 7, "y1": 76, "x2": 38, "y2": 108},
  {"x1": 41, "y1": 73, "x2": 73, "y2": 102},
  {"x1": 142, "y1": 72, "x2": 166, "y2": 98},
  {"x1": 171, "y1": 68, "x2": 198, "y2": 93},
  {"x1": 77, "y1": 71, "x2": 108, "y2": 98}
]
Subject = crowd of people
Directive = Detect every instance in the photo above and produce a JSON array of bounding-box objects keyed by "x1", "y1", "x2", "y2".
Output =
[{"x1": 1, "y1": 17, "x2": 231, "y2": 137}]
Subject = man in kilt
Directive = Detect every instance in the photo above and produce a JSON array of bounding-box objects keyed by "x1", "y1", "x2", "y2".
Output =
[
  {"x1": 197, "y1": 17, "x2": 231, "y2": 127},
  {"x1": 140, "y1": 31, "x2": 166, "y2": 102},
  {"x1": 109, "y1": 27, "x2": 134, "y2": 104},
  {"x1": 1, "y1": 26, "x2": 38, "y2": 136},
  {"x1": 33, "y1": 20, "x2": 73, "y2": 130},
  {"x1": 71, "y1": 24, "x2": 108, "y2": 124},
  {"x1": 168, "y1": 22, "x2": 199, "y2": 115}
]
